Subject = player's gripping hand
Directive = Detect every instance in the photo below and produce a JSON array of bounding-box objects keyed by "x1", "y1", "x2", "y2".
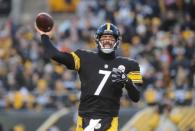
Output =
[
  {"x1": 111, "y1": 68, "x2": 133, "y2": 85},
  {"x1": 34, "y1": 23, "x2": 54, "y2": 38}
]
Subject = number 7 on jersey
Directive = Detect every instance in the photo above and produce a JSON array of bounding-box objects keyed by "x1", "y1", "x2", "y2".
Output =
[{"x1": 94, "y1": 70, "x2": 111, "y2": 95}]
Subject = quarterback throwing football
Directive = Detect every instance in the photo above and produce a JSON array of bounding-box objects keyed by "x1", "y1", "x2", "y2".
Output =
[{"x1": 35, "y1": 23, "x2": 143, "y2": 131}]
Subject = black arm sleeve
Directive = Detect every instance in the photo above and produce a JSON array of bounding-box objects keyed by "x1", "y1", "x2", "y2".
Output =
[
  {"x1": 41, "y1": 34, "x2": 75, "y2": 69},
  {"x1": 125, "y1": 81, "x2": 140, "y2": 102}
]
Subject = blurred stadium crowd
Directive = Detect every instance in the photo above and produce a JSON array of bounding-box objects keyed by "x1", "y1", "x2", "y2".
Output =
[{"x1": 0, "y1": 0, "x2": 195, "y2": 130}]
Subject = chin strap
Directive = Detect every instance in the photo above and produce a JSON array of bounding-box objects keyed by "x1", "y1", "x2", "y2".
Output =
[
  {"x1": 101, "y1": 48, "x2": 114, "y2": 54},
  {"x1": 98, "y1": 40, "x2": 119, "y2": 54}
]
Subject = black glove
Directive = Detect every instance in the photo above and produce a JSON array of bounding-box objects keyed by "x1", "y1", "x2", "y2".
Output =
[{"x1": 111, "y1": 68, "x2": 133, "y2": 85}]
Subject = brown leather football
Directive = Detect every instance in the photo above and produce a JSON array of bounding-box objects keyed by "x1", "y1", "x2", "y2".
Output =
[{"x1": 35, "y1": 12, "x2": 54, "y2": 32}]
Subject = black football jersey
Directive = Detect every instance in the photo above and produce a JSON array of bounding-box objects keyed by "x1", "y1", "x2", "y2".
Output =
[
  {"x1": 70, "y1": 49, "x2": 143, "y2": 118},
  {"x1": 41, "y1": 32, "x2": 142, "y2": 118}
]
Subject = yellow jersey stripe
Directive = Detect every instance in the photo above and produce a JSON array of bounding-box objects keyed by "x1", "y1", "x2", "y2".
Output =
[
  {"x1": 106, "y1": 23, "x2": 111, "y2": 31},
  {"x1": 128, "y1": 71, "x2": 143, "y2": 84},
  {"x1": 70, "y1": 52, "x2": 80, "y2": 71}
]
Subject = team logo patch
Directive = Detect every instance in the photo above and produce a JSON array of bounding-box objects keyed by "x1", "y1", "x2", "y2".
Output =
[{"x1": 118, "y1": 65, "x2": 125, "y2": 72}]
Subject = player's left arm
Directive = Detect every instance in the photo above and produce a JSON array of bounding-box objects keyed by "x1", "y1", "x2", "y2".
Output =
[
  {"x1": 125, "y1": 61, "x2": 143, "y2": 102},
  {"x1": 125, "y1": 75, "x2": 142, "y2": 102}
]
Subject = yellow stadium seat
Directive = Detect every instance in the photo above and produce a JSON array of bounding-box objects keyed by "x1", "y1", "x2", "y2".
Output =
[
  {"x1": 123, "y1": 106, "x2": 195, "y2": 131},
  {"x1": 122, "y1": 107, "x2": 160, "y2": 131},
  {"x1": 14, "y1": 91, "x2": 24, "y2": 109},
  {"x1": 48, "y1": 0, "x2": 80, "y2": 12}
]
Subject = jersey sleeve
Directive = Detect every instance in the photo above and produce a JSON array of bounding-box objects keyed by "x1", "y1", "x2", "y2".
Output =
[
  {"x1": 127, "y1": 61, "x2": 143, "y2": 85},
  {"x1": 70, "y1": 49, "x2": 86, "y2": 71},
  {"x1": 41, "y1": 34, "x2": 75, "y2": 69}
]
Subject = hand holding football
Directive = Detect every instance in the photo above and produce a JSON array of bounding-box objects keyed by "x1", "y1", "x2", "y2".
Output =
[{"x1": 35, "y1": 12, "x2": 54, "y2": 32}]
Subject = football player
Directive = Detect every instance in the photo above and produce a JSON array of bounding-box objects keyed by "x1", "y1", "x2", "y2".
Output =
[{"x1": 35, "y1": 23, "x2": 143, "y2": 131}]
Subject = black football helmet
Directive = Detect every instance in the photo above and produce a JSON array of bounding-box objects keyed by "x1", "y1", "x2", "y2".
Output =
[{"x1": 95, "y1": 23, "x2": 121, "y2": 54}]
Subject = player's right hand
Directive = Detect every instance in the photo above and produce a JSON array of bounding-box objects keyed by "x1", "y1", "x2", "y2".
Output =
[{"x1": 34, "y1": 23, "x2": 54, "y2": 38}]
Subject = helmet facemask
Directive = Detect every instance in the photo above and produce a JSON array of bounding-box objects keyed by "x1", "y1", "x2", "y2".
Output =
[{"x1": 96, "y1": 34, "x2": 120, "y2": 54}]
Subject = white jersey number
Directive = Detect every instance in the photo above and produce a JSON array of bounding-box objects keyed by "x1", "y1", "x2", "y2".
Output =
[{"x1": 94, "y1": 70, "x2": 111, "y2": 95}]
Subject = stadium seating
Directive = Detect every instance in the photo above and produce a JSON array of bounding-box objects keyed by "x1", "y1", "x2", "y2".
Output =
[
  {"x1": 122, "y1": 106, "x2": 195, "y2": 131},
  {"x1": 48, "y1": 0, "x2": 80, "y2": 12}
]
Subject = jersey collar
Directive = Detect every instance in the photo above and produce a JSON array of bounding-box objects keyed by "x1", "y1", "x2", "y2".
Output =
[{"x1": 98, "y1": 50, "x2": 116, "y2": 60}]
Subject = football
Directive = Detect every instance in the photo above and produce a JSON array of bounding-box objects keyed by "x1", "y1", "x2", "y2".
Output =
[{"x1": 35, "y1": 12, "x2": 54, "y2": 32}]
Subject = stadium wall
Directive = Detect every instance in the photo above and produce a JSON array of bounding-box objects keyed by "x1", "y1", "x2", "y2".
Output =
[{"x1": 0, "y1": 108, "x2": 139, "y2": 131}]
